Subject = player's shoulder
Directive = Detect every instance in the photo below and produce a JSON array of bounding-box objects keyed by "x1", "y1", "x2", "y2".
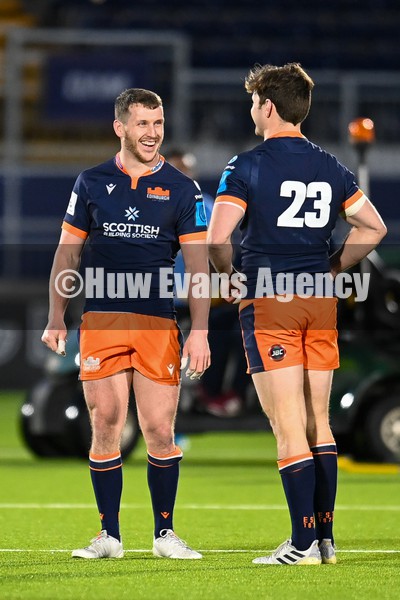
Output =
[
  {"x1": 162, "y1": 161, "x2": 203, "y2": 202},
  {"x1": 308, "y1": 140, "x2": 348, "y2": 170},
  {"x1": 303, "y1": 139, "x2": 355, "y2": 183},
  {"x1": 163, "y1": 161, "x2": 196, "y2": 184},
  {"x1": 221, "y1": 147, "x2": 256, "y2": 174},
  {"x1": 77, "y1": 157, "x2": 118, "y2": 183}
]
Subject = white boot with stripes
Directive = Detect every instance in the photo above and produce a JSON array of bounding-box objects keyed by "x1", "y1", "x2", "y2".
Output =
[{"x1": 252, "y1": 539, "x2": 321, "y2": 565}]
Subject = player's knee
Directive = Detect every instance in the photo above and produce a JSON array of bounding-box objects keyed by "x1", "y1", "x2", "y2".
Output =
[
  {"x1": 90, "y1": 405, "x2": 122, "y2": 431},
  {"x1": 142, "y1": 421, "x2": 174, "y2": 447}
]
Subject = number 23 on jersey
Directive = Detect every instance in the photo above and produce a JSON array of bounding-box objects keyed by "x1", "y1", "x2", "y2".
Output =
[{"x1": 277, "y1": 180, "x2": 332, "y2": 228}]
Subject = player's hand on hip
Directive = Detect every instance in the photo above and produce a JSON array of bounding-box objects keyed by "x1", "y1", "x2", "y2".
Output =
[
  {"x1": 181, "y1": 330, "x2": 210, "y2": 380},
  {"x1": 41, "y1": 322, "x2": 68, "y2": 356}
]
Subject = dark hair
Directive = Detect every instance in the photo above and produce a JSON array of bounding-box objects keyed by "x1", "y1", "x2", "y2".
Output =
[
  {"x1": 114, "y1": 88, "x2": 162, "y2": 122},
  {"x1": 245, "y1": 63, "x2": 314, "y2": 125}
]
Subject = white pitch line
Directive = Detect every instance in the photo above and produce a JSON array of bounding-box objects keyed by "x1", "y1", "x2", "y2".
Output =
[
  {"x1": 0, "y1": 548, "x2": 399, "y2": 554},
  {"x1": 1, "y1": 503, "x2": 400, "y2": 511}
]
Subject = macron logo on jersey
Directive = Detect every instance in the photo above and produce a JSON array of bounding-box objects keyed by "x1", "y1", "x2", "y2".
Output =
[
  {"x1": 106, "y1": 183, "x2": 117, "y2": 195},
  {"x1": 147, "y1": 187, "x2": 170, "y2": 202}
]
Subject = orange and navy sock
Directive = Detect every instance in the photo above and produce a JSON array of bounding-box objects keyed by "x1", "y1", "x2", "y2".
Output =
[
  {"x1": 147, "y1": 446, "x2": 183, "y2": 538},
  {"x1": 278, "y1": 453, "x2": 316, "y2": 551},
  {"x1": 89, "y1": 451, "x2": 122, "y2": 541},
  {"x1": 311, "y1": 441, "x2": 337, "y2": 544}
]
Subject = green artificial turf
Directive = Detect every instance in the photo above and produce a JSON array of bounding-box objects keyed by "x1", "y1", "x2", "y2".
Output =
[{"x1": 1, "y1": 391, "x2": 400, "y2": 599}]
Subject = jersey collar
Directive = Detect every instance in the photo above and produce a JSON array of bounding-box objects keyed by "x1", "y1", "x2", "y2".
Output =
[
  {"x1": 267, "y1": 131, "x2": 305, "y2": 139},
  {"x1": 115, "y1": 153, "x2": 165, "y2": 189}
]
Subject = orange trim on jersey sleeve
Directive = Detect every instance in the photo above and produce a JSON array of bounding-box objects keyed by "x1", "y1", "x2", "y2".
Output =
[
  {"x1": 62, "y1": 221, "x2": 88, "y2": 240},
  {"x1": 179, "y1": 231, "x2": 207, "y2": 243},
  {"x1": 341, "y1": 188, "x2": 363, "y2": 210},
  {"x1": 215, "y1": 195, "x2": 247, "y2": 212}
]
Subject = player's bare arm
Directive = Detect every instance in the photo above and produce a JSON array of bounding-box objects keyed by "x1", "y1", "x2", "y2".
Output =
[
  {"x1": 207, "y1": 202, "x2": 243, "y2": 274},
  {"x1": 330, "y1": 198, "x2": 387, "y2": 276},
  {"x1": 207, "y1": 202, "x2": 244, "y2": 303},
  {"x1": 41, "y1": 229, "x2": 85, "y2": 354},
  {"x1": 180, "y1": 240, "x2": 211, "y2": 379}
]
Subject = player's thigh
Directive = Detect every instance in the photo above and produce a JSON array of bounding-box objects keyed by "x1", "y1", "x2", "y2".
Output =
[
  {"x1": 83, "y1": 370, "x2": 132, "y2": 428},
  {"x1": 129, "y1": 314, "x2": 182, "y2": 385},
  {"x1": 239, "y1": 299, "x2": 305, "y2": 373},
  {"x1": 303, "y1": 298, "x2": 339, "y2": 371},
  {"x1": 79, "y1": 312, "x2": 133, "y2": 380},
  {"x1": 252, "y1": 365, "x2": 306, "y2": 430},
  {"x1": 133, "y1": 369, "x2": 180, "y2": 434},
  {"x1": 304, "y1": 369, "x2": 334, "y2": 420}
]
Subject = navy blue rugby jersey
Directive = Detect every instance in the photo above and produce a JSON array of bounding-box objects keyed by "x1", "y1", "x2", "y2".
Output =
[
  {"x1": 215, "y1": 132, "x2": 366, "y2": 295},
  {"x1": 62, "y1": 154, "x2": 207, "y2": 317}
]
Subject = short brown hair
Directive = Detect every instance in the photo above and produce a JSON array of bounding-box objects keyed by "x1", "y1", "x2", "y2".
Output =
[
  {"x1": 245, "y1": 63, "x2": 314, "y2": 125},
  {"x1": 114, "y1": 88, "x2": 162, "y2": 122}
]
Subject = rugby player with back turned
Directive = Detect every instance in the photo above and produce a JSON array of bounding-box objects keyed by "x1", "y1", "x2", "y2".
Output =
[{"x1": 208, "y1": 63, "x2": 386, "y2": 565}]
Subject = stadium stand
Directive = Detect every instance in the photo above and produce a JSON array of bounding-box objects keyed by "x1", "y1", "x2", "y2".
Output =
[
  {"x1": 22, "y1": 0, "x2": 400, "y2": 70},
  {"x1": 0, "y1": 0, "x2": 36, "y2": 91},
  {"x1": 0, "y1": 1, "x2": 38, "y2": 142}
]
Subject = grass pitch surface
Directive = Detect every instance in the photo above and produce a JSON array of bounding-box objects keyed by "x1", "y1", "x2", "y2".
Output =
[{"x1": 1, "y1": 391, "x2": 400, "y2": 599}]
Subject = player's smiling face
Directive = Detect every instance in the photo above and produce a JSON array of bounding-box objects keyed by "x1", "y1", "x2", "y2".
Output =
[{"x1": 118, "y1": 104, "x2": 164, "y2": 166}]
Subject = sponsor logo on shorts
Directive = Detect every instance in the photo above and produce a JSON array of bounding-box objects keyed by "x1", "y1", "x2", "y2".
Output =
[
  {"x1": 82, "y1": 356, "x2": 101, "y2": 372},
  {"x1": 268, "y1": 344, "x2": 286, "y2": 361}
]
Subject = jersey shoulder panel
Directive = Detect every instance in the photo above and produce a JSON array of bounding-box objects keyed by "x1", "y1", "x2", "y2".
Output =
[
  {"x1": 215, "y1": 149, "x2": 254, "y2": 211},
  {"x1": 78, "y1": 157, "x2": 120, "y2": 184},
  {"x1": 61, "y1": 158, "x2": 117, "y2": 236},
  {"x1": 161, "y1": 162, "x2": 203, "y2": 200},
  {"x1": 307, "y1": 141, "x2": 362, "y2": 205},
  {"x1": 159, "y1": 164, "x2": 207, "y2": 241}
]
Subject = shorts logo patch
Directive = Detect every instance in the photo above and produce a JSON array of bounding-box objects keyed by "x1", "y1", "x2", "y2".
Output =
[
  {"x1": 268, "y1": 344, "x2": 286, "y2": 361},
  {"x1": 82, "y1": 356, "x2": 101, "y2": 372},
  {"x1": 167, "y1": 363, "x2": 175, "y2": 376}
]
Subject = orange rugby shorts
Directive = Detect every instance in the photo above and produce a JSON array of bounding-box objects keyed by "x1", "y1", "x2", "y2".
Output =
[
  {"x1": 239, "y1": 296, "x2": 339, "y2": 373},
  {"x1": 79, "y1": 312, "x2": 182, "y2": 385}
]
